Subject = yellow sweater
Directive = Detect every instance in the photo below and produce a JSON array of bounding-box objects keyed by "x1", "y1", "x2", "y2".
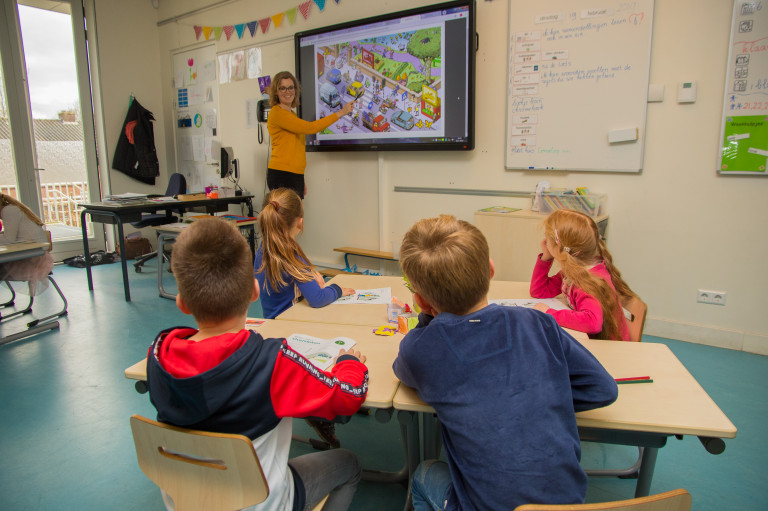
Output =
[{"x1": 267, "y1": 106, "x2": 340, "y2": 174}]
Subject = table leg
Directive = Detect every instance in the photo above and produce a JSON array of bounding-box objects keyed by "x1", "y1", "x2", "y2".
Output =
[
  {"x1": 114, "y1": 218, "x2": 131, "y2": 301},
  {"x1": 421, "y1": 413, "x2": 441, "y2": 460},
  {"x1": 157, "y1": 233, "x2": 176, "y2": 300},
  {"x1": 81, "y1": 210, "x2": 93, "y2": 291},
  {"x1": 635, "y1": 446, "x2": 658, "y2": 498}
]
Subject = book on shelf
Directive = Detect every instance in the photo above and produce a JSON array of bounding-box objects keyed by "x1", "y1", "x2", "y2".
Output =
[{"x1": 478, "y1": 206, "x2": 521, "y2": 214}]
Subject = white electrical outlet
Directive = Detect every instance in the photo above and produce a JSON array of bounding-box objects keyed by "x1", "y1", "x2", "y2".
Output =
[{"x1": 697, "y1": 289, "x2": 727, "y2": 305}]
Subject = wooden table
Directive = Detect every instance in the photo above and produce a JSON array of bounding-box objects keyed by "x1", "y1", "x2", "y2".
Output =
[
  {"x1": 79, "y1": 195, "x2": 254, "y2": 301},
  {"x1": 0, "y1": 241, "x2": 60, "y2": 345},
  {"x1": 393, "y1": 338, "x2": 737, "y2": 499},
  {"x1": 275, "y1": 274, "x2": 414, "y2": 327}
]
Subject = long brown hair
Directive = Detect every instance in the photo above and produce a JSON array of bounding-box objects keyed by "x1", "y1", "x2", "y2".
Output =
[
  {"x1": 543, "y1": 209, "x2": 635, "y2": 340},
  {"x1": 0, "y1": 194, "x2": 44, "y2": 226},
  {"x1": 269, "y1": 71, "x2": 301, "y2": 109},
  {"x1": 256, "y1": 188, "x2": 314, "y2": 292}
]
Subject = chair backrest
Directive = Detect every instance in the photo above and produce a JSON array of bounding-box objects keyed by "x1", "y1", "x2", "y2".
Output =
[
  {"x1": 622, "y1": 295, "x2": 647, "y2": 343},
  {"x1": 129, "y1": 415, "x2": 268, "y2": 511},
  {"x1": 514, "y1": 489, "x2": 691, "y2": 511},
  {"x1": 165, "y1": 172, "x2": 187, "y2": 197}
]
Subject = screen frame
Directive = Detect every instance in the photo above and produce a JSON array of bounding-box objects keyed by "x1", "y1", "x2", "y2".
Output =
[{"x1": 294, "y1": 0, "x2": 476, "y2": 152}]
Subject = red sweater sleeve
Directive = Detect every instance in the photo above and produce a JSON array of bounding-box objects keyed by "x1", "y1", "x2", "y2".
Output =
[
  {"x1": 270, "y1": 342, "x2": 368, "y2": 419},
  {"x1": 530, "y1": 254, "x2": 564, "y2": 298}
]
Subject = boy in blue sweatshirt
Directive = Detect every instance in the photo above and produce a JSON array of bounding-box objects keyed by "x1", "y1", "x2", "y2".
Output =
[{"x1": 393, "y1": 215, "x2": 618, "y2": 511}]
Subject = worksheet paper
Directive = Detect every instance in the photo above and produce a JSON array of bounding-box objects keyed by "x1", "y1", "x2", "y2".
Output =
[
  {"x1": 286, "y1": 334, "x2": 357, "y2": 370},
  {"x1": 334, "y1": 287, "x2": 391, "y2": 305},
  {"x1": 490, "y1": 298, "x2": 569, "y2": 310}
]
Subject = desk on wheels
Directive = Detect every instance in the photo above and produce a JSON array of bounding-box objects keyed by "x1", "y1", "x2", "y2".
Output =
[
  {"x1": 152, "y1": 218, "x2": 258, "y2": 300},
  {"x1": 393, "y1": 338, "x2": 737, "y2": 499},
  {"x1": 79, "y1": 195, "x2": 253, "y2": 301},
  {"x1": 0, "y1": 241, "x2": 60, "y2": 345}
]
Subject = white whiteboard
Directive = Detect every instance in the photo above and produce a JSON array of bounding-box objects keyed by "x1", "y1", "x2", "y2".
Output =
[
  {"x1": 172, "y1": 44, "x2": 221, "y2": 192},
  {"x1": 505, "y1": 0, "x2": 654, "y2": 172},
  {"x1": 717, "y1": 0, "x2": 768, "y2": 176}
]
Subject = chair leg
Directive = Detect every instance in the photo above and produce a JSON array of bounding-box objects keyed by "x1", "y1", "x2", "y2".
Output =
[
  {"x1": 133, "y1": 251, "x2": 158, "y2": 273},
  {"x1": 0, "y1": 286, "x2": 33, "y2": 322},
  {"x1": 26, "y1": 275, "x2": 68, "y2": 328},
  {"x1": 1, "y1": 281, "x2": 16, "y2": 308},
  {"x1": 584, "y1": 446, "x2": 644, "y2": 478}
]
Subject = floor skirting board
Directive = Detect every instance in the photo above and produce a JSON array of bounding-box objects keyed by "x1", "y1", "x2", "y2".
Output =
[{"x1": 645, "y1": 317, "x2": 768, "y2": 356}]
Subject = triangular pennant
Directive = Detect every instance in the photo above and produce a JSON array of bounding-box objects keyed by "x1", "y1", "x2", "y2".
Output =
[
  {"x1": 223, "y1": 25, "x2": 235, "y2": 40},
  {"x1": 213, "y1": 26, "x2": 223, "y2": 40},
  {"x1": 285, "y1": 8, "x2": 298, "y2": 25},
  {"x1": 313, "y1": 0, "x2": 326, "y2": 11},
  {"x1": 235, "y1": 24, "x2": 245, "y2": 39},
  {"x1": 298, "y1": 1, "x2": 312, "y2": 20},
  {"x1": 202, "y1": 26, "x2": 213, "y2": 40},
  {"x1": 271, "y1": 13, "x2": 284, "y2": 28},
  {"x1": 193, "y1": 25, "x2": 203, "y2": 40},
  {"x1": 247, "y1": 21, "x2": 258, "y2": 37},
  {"x1": 259, "y1": 17, "x2": 271, "y2": 34}
]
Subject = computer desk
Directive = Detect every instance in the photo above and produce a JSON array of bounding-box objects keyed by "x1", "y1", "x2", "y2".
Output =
[
  {"x1": 79, "y1": 194, "x2": 253, "y2": 301},
  {"x1": 393, "y1": 338, "x2": 737, "y2": 499},
  {"x1": 0, "y1": 241, "x2": 60, "y2": 345}
]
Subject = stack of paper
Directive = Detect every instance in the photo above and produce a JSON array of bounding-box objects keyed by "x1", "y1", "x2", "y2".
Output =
[{"x1": 104, "y1": 192, "x2": 149, "y2": 204}]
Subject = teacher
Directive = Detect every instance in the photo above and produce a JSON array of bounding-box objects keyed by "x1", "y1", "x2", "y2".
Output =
[{"x1": 266, "y1": 71, "x2": 355, "y2": 199}]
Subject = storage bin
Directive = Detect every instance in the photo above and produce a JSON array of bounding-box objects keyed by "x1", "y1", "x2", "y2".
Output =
[{"x1": 539, "y1": 192, "x2": 606, "y2": 217}]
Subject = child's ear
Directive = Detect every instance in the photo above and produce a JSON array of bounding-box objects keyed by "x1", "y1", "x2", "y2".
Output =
[
  {"x1": 413, "y1": 292, "x2": 437, "y2": 316},
  {"x1": 176, "y1": 293, "x2": 192, "y2": 315},
  {"x1": 489, "y1": 257, "x2": 496, "y2": 279},
  {"x1": 251, "y1": 279, "x2": 260, "y2": 302}
]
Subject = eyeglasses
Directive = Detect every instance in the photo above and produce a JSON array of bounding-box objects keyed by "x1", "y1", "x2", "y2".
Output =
[{"x1": 278, "y1": 86, "x2": 295, "y2": 92}]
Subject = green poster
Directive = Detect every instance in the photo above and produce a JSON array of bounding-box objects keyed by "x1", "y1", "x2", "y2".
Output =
[{"x1": 720, "y1": 115, "x2": 768, "y2": 173}]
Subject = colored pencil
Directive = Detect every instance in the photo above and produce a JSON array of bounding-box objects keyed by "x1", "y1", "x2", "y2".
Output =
[
  {"x1": 615, "y1": 376, "x2": 650, "y2": 382},
  {"x1": 616, "y1": 379, "x2": 654, "y2": 385}
]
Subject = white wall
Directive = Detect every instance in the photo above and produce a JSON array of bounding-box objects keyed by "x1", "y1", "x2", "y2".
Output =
[{"x1": 97, "y1": 0, "x2": 767, "y2": 354}]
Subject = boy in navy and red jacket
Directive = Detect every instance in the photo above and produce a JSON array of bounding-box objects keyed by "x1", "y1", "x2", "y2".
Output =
[{"x1": 146, "y1": 217, "x2": 368, "y2": 511}]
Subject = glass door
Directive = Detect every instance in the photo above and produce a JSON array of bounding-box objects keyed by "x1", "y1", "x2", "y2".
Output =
[{"x1": 0, "y1": 0, "x2": 102, "y2": 259}]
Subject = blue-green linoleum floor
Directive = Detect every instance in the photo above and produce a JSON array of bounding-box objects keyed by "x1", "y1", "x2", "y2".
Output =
[{"x1": 0, "y1": 262, "x2": 766, "y2": 510}]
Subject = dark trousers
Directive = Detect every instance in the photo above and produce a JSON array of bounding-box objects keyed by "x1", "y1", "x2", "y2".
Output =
[{"x1": 267, "y1": 168, "x2": 305, "y2": 199}]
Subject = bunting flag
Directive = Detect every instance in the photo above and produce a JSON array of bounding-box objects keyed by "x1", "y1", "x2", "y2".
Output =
[
  {"x1": 259, "y1": 17, "x2": 271, "y2": 34},
  {"x1": 192, "y1": 0, "x2": 341, "y2": 40},
  {"x1": 298, "y1": 1, "x2": 312, "y2": 20},
  {"x1": 285, "y1": 7, "x2": 298, "y2": 25}
]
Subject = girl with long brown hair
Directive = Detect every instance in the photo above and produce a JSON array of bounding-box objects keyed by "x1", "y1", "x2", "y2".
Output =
[{"x1": 530, "y1": 209, "x2": 635, "y2": 341}]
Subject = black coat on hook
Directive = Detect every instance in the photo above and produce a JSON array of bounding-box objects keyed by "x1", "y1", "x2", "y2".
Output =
[{"x1": 112, "y1": 98, "x2": 160, "y2": 185}]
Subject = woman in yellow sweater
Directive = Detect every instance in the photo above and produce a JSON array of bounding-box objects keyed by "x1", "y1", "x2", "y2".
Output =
[{"x1": 267, "y1": 71, "x2": 355, "y2": 199}]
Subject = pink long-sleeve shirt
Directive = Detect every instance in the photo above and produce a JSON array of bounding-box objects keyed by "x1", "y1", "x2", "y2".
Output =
[{"x1": 530, "y1": 254, "x2": 630, "y2": 341}]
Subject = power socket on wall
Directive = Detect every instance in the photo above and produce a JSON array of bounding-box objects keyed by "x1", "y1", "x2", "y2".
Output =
[{"x1": 697, "y1": 289, "x2": 727, "y2": 306}]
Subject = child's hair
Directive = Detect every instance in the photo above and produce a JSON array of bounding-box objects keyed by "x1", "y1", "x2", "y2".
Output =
[
  {"x1": 0, "y1": 194, "x2": 45, "y2": 226},
  {"x1": 269, "y1": 71, "x2": 301, "y2": 108},
  {"x1": 543, "y1": 209, "x2": 635, "y2": 340},
  {"x1": 256, "y1": 188, "x2": 314, "y2": 292},
  {"x1": 171, "y1": 217, "x2": 254, "y2": 324},
  {"x1": 400, "y1": 214, "x2": 491, "y2": 315}
]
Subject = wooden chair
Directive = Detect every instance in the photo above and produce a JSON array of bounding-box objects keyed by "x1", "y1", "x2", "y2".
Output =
[
  {"x1": 514, "y1": 488, "x2": 691, "y2": 511},
  {"x1": 130, "y1": 415, "x2": 327, "y2": 511},
  {"x1": 623, "y1": 295, "x2": 648, "y2": 343}
]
